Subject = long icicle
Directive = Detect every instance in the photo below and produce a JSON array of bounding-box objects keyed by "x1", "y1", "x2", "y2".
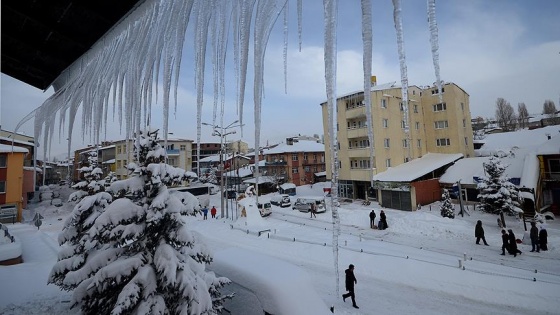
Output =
[
  {"x1": 361, "y1": 0, "x2": 375, "y2": 189},
  {"x1": 323, "y1": 0, "x2": 341, "y2": 298},
  {"x1": 427, "y1": 0, "x2": 443, "y2": 104}
]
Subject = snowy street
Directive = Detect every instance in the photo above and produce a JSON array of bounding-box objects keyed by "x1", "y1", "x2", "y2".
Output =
[{"x1": 1, "y1": 183, "x2": 560, "y2": 314}]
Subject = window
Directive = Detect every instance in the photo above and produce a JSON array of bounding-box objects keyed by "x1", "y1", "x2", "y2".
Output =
[
  {"x1": 549, "y1": 159, "x2": 560, "y2": 175},
  {"x1": 413, "y1": 105, "x2": 418, "y2": 113},
  {"x1": 401, "y1": 121, "x2": 406, "y2": 129},
  {"x1": 431, "y1": 87, "x2": 445, "y2": 95},
  {"x1": 180, "y1": 145, "x2": 186, "y2": 151},
  {"x1": 313, "y1": 166, "x2": 318, "y2": 172},
  {"x1": 304, "y1": 166, "x2": 310, "y2": 172},
  {"x1": 292, "y1": 167, "x2": 298, "y2": 174},
  {"x1": 436, "y1": 138, "x2": 451, "y2": 146},
  {"x1": 463, "y1": 119, "x2": 466, "y2": 128},
  {"x1": 464, "y1": 137, "x2": 468, "y2": 145},
  {"x1": 0, "y1": 181, "x2": 5, "y2": 193},
  {"x1": 386, "y1": 159, "x2": 391, "y2": 167},
  {"x1": 400, "y1": 102, "x2": 405, "y2": 111},
  {"x1": 382, "y1": 119, "x2": 388, "y2": 128},
  {"x1": 303, "y1": 153, "x2": 308, "y2": 160},
  {"x1": 432, "y1": 103, "x2": 447, "y2": 112},
  {"x1": 381, "y1": 99, "x2": 387, "y2": 108},
  {"x1": 417, "y1": 139, "x2": 421, "y2": 148},
  {"x1": 117, "y1": 147, "x2": 122, "y2": 154},
  {"x1": 0, "y1": 155, "x2": 6, "y2": 168},
  {"x1": 291, "y1": 153, "x2": 298, "y2": 161},
  {"x1": 402, "y1": 139, "x2": 408, "y2": 148},
  {"x1": 384, "y1": 138, "x2": 390, "y2": 148},
  {"x1": 461, "y1": 102, "x2": 464, "y2": 111},
  {"x1": 434, "y1": 120, "x2": 449, "y2": 129},
  {"x1": 415, "y1": 122, "x2": 420, "y2": 130}
]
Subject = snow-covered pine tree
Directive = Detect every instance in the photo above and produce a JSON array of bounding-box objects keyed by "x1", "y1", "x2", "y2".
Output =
[
  {"x1": 477, "y1": 156, "x2": 521, "y2": 216},
  {"x1": 49, "y1": 150, "x2": 112, "y2": 291},
  {"x1": 199, "y1": 167, "x2": 218, "y2": 184},
  {"x1": 70, "y1": 128, "x2": 231, "y2": 315},
  {"x1": 103, "y1": 171, "x2": 118, "y2": 186},
  {"x1": 440, "y1": 189, "x2": 455, "y2": 219},
  {"x1": 68, "y1": 150, "x2": 105, "y2": 203}
]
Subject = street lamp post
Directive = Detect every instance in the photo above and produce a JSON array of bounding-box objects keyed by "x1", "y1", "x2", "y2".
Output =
[{"x1": 202, "y1": 120, "x2": 242, "y2": 219}]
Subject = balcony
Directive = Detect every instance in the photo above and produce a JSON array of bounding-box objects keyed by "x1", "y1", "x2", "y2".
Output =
[
  {"x1": 349, "y1": 168, "x2": 373, "y2": 181},
  {"x1": 543, "y1": 172, "x2": 560, "y2": 181},
  {"x1": 348, "y1": 147, "x2": 372, "y2": 158},
  {"x1": 345, "y1": 106, "x2": 367, "y2": 119},
  {"x1": 347, "y1": 127, "x2": 368, "y2": 139},
  {"x1": 167, "y1": 149, "x2": 180, "y2": 156},
  {"x1": 265, "y1": 161, "x2": 287, "y2": 166}
]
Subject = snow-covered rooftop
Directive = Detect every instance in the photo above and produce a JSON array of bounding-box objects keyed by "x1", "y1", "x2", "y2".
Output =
[
  {"x1": 475, "y1": 125, "x2": 560, "y2": 157},
  {"x1": 264, "y1": 140, "x2": 324, "y2": 154},
  {"x1": 372, "y1": 153, "x2": 463, "y2": 182},
  {"x1": 537, "y1": 134, "x2": 560, "y2": 155},
  {"x1": 0, "y1": 136, "x2": 35, "y2": 147},
  {"x1": 103, "y1": 159, "x2": 116, "y2": 164},
  {"x1": 0, "y1": 144, "x2": 29, "y2": 154}
]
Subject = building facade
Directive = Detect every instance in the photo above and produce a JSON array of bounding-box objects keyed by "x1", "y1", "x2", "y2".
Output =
[
  {"x1": 321, "y1": 81, "x2": 474, "y2": 200},
  {"x1": 263, "y1": 137, "x2": 326, "y2": 186},
  {"x1": 0, "y1": 144, "x2": 29, "y2": 222}
]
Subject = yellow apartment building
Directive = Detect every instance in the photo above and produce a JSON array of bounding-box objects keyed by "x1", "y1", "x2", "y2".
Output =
[
  {"x1": 321, "y1": 81, "x2": 474, "y2": 200},
  {"x1": 0, "y1": 144, "x2": 28, "y2": 222}
]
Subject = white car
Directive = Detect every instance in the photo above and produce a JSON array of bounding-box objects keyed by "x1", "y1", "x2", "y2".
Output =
[
  {"x1": 270, "y1": 194, "x2": 291, "y2": 207},
  {"x1": 293, "y1": 197, "x2": 326, "y2": 213},
  {"x1": 257, "y1": 202, "x2": 272, "y2": 217}
]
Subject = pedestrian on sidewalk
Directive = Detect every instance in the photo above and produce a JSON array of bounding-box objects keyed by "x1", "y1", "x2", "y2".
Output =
[
  {"x1": 500, "y1": 229, "x2": 508, "y2": 255},
  {"x1": 530, "y1": 221, "x2": 540, "y2": 252},
  {"x1": 475, "y1": 220, "x2": 489, "y2": 245},
  {"x1": 342, "y1": 264, "x2": 359, "y2": 309},
  {"x1": 369, "y1": 210, "x2": 376, "y2": 229}
]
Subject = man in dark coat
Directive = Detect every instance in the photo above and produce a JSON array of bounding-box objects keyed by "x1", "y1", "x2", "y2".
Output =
[
  {"x1": 379, "y1": 210, "x2": 388, "y2": 230},
  {"x1": 369, "y1": 210, "x2": 376, "y2": 229},
  {"x1": 475, "y1": 220, "x2": 489, "y2": 245},
  {"x1": 530, "y1": 221, "x2": 540, "y2": 252},
  {"x1": 342, "y1": 264, "x2": 359, "y2": 309},
  {"x1": 508, "y1": 229, "x2": 522, "y2": 257},
  {"x1": 500, "y1": 229, "x2": 509, "y2": 255}
]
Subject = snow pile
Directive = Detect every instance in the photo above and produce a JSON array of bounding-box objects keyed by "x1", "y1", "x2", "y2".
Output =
[{"x1": 236, "y1": 197, "x2": 268, "y2": 228}]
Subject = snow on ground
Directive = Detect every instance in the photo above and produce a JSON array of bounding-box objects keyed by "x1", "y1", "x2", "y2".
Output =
[{"x1": 1, "y1": 182, "x2": 560, "y2": 314}]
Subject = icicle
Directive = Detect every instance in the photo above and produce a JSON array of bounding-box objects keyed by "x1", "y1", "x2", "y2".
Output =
[
  {"x1": 392, "y1": 0, "x2": 411, "y2": 161},
  {"x1": 361, "y1": 0, "x2": 375, "y2": 187},
  {"x1": 283, "y1": 1, "x2": 289, "y2": 94},
  {"x1": 323, "y1": 0, "x2": 341, "y2": 298},
  {"x1": 297, "y1": 0, "x2": 303, "y2": 51},
  {"x1": 427, "y1": 0, "x2": 443, "y2": 104}
]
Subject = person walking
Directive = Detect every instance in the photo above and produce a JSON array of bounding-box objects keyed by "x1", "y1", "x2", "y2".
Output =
[
  {"x1": 500, "y1": 229, "x2": 509, "y2": 255},
  {"x1": 508, "y1": 229, "x2": 522, "y2": 257},
  {"x1": 369, "y1": 210, "x2": 376, "y2": 229},
  {"x1": 530, "y1": 221, "x2": 540, "y2": 252},
  {"x1": 379, "y1": 210, "x2": 388, "y2": 230},
  {"x1": 475, "y1": 220, "x2": 489, "y2": 245},
  {"x1": 210, "y1": 206, "x2": 217, "y2": 219},
  {"x1": 310, "y1": 203, "x2": 317, "y2": 218},
  {"x1": 202, "y1": 206, "x2": 208, "y2": 220},
  {"x1": 539, "y1": 226, "x2": 548, "y2": 251},
  {"x1": 342, "y1": 264, "x2": 359, "y2": 309}
]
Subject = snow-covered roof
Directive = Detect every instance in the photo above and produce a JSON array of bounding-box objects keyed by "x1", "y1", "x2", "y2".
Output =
[
  {"x1": 0, "y1": 136, "x2": 35, "y2": 147},
  {"x1": 0, "y1": 144, "x2": 29, "y2": 154},
  {"x1": 475, "y1": 126, "x2": 560, "y2": 157},
  {"x1": 103, "y1": 159, "x2": 116, "y2": 164},
  {"x1": 280, "y1": 183, "x2": 296, "y2": 189},
  {"x1": 315, "y1": 171, "x2": 326, "y2": 176},
  {"x1": 329, "y1": 81, "x2": 400, "y2": 102},
  {"x1": 264, "y1": 140, "x2": 324, "y2": 154},
  {"x1": 373, "y1": 153, "x2": 463, "y2": 182},
  {"x1": 537, "y1": 134, "x2": 560, "y2": 155},
  {"x1": 23, "y1": 166, "x2": 42, "y2": 172},
  {"x1": 99, "y1": 144, "x2": 115, "y2": 150},
  {"x1": 224, "y1": 160, "x2": 265, "y2": 178},
  {"x1": 440, "y1": 151, "x2": 531, "y2": 186},
  {"x1": 243, "y1": 176, "x2": 275, "y2": 184}
]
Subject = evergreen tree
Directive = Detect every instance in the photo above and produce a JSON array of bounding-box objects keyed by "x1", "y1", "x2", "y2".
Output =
[
  {"x1": 68, "y1": 150, "x2": 105, "y2": 203},
  {"x1": 440, "y1": 189, "x2": 455, "y2": 219},
  {"x1": 103, "y1": 171, "x2": 118, "y2": 186},
  {"x1": 65, "y1": 128, "x2": 230, "y2": 315},
  {"x1": 477, "y1": 156, "x2": 520, "y2": 216},
  {"x1": 50, "y1": 151, "x2": 112, "y2": 291}
]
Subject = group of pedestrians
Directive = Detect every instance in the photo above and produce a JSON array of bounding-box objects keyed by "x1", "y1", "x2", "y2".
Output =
[
  {"x1": 369, "y1": 209, "x2": 388, "y2": 230},
  {"x1": 201, "y1": 206, "x2": 217, "y2": 220},
  {"x1": 476, "y1": 220, "x2": 548, "y2": 258}
]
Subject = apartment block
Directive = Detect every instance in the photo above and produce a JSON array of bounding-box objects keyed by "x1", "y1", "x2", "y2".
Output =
[
  {"x1": 263, "y1": 137, "x2": 326, "y2": 186},
  {"x1": 321, "y1": 81, "x2": 474, "y2": 200}
]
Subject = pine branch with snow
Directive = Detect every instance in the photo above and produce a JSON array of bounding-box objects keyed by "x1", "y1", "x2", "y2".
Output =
[
  {"x1": 440, "y1": 189, "x2": 455, "y2": 219},
  {"x1": 476, "y1": 156, "x2": 521, "y2": 216},
  {"x1": 68, "y1": 151, "x2": 105, "y2": 203},
  {"x1": 66, "y1": 128, "x2": 229, "y2": 315}
]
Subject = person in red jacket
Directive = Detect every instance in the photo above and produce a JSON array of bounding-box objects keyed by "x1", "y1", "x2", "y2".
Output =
[{"x1": 210, "y1": 206, "x2": 217, "y2": 219}]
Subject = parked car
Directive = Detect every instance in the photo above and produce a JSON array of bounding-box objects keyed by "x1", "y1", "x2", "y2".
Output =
[
  {"x1": 292, "y1": 197, "x2": 326, "y2": 213},
  {"x1": 257, "y1": 202, "x2": 272, "y2": 217},
  {"x1": 270, "y1": 194, "x2": 291, "y2": 207}
]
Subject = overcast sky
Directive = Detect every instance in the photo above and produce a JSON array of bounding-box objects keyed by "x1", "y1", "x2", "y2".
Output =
[{"x1": 1, "y1": 0, "x2": 559, "y2": 159}]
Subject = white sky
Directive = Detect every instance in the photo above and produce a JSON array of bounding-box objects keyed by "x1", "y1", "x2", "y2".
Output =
[
  {"x1": 1, "y1": 182, "x2": 560, "y2": 314},
  {"x1": 1, "y1": 0, "x2": 559, "y2": 159}
]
